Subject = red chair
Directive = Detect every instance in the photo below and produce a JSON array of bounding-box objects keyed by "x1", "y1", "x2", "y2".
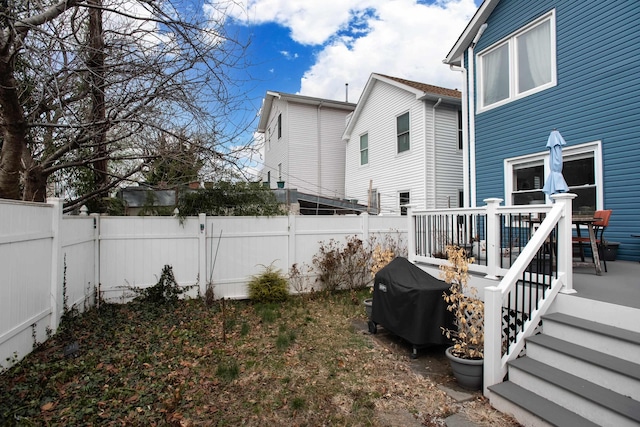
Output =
[{"x1": 572, "y1": 209, "x2": 612, "y2": 272}]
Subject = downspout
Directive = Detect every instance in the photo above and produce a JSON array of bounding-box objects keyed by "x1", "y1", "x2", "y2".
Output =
[
  {"x1": 450, "y1": 63, "x2": 468, "y2": 207},
  {"x1": 468, "y1": 23, "x2": 488, "y2": 208},
  {"x1": 317, "y1": 102, "x2": 323, "y2": 196},
  {"x1": 432, "y1": 98, "x2": 442, "y2": 209}
]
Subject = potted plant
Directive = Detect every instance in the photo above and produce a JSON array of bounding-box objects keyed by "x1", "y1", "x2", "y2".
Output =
[{"x1": 440, "y1": 245, "x2": 484, "y2": 390}]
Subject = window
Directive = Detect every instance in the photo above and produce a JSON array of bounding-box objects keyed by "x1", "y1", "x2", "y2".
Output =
[
  {"x1": 505, "y1": 141, "x2": 602, "y2": 214},
  {"x1": 478, "y1": 12, "x2": 556, "y2": 110},
  {"x1": 397, "y1": 112, "x2": 410, "y2": 153},
  {"x1": 457, "y1": 110, "x2": 463, "y2": 150},
  {"x1": 458, "y1": 190, "x2": 464, "y2": 208},
  {"x1": 368, "y1": 187, "x2": 379, "y2": 214},
  {"x1": 277, "y1": 114, "x2": 282, "y2": 139},
  {"x1": 360, "y1": 133, "x2": 369, "y2": 165},
  {"x1": 399, "y1": 191, "x2": 410, "y2": 216}
]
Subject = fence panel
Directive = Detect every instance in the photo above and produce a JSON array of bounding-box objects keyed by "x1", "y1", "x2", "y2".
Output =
[
  {"x1": 60, "y1": 216, "x2": 97, "y2": 313},
  {"x1": 205, "y1": 216, "x2": 290, "y2": 299},
  {"x1": 98, "y1": 216, "x2": 201, "y2": 302},
  {"x1": 0, "y1": 201, "x2": 54, "y2": 370}
]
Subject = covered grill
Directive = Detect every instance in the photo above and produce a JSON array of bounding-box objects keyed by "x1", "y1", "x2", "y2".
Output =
[{"x1": 370, "y1": 257, "x2": 453, "y2": 357}]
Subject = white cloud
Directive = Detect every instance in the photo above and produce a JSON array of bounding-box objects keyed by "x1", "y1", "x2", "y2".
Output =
[
  {"x1": 300, "y1": 0, "x2": 477, "y2": 102},
  {"x1": 223, "y1": 0, "x2": 477, "y2": 102}
]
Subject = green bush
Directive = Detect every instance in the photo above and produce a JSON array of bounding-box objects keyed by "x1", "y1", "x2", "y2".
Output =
[{"x1": 247, "y1": 265, "x2": 289, "y2": 303}]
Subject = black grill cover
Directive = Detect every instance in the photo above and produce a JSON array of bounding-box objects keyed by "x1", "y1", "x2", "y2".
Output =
[{"x1": 371, "y1": 257, "x2": 453, "y2": 346}]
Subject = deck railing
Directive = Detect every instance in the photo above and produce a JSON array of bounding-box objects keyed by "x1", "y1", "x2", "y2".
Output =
[{"x1": 408, "y1": 193, "x2": 576, "y2": 396}]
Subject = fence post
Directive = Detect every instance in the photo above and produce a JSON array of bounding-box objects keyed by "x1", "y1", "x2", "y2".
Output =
[
  {"x1": 483, "y1": 198, "x2": 503, "y2": 280},
  {"x1": 407, "y1": 206, "x2": 415, "y2": 263},
  {"x1": 288, "y1": 213, "x2": 297, "y2": 272},
  {"x1": 198, "y1": 213, "x2": 206, "y2": 297},
  {"x1": 91, "y1": 213, "x2": 100, "y2": 307},
  {"x1": 552, "y1": 193, "x2": 576, "y2": 293},
  {"x1": 361, "y1": 212, "x2": 369, "y2": 243},
  {"x1": 47, "y1": 198, "x2": 63, "y2": 333}
]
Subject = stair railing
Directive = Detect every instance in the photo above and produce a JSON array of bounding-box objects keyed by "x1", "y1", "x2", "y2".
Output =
[{"x1": 483, "y1": 193, "x2": 576, "y2": 396}]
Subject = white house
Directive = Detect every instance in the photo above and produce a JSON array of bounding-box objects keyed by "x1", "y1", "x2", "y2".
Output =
[
  {"x1": 257, "y1": 91, "x2": 356, "y2": 200},
  {"x1": 342, "y1": 74, "x2": 463, "y2": 214}
]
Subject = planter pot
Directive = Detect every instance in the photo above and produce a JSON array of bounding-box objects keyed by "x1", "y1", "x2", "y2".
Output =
[
  {"x1": 601, "y1": 242, "x2": 619, "y2": 261},
  {"x1": 363, "y1": 298, "x2": 373, "y2": 319},
  {"x1": 445, "y1": 346, "x2": 483, "y2": 390}
]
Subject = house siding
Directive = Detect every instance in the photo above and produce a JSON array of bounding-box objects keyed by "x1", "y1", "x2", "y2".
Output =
[
  {"x1": 470, "y1": 0, "x2": 640, "y2": 260},
  {"x1": 262, "y1": 98, "x2": 288, "y2": 186},
  {"x1": 435, "y1": 104, "x2": 464, "y2": 208},
  {"x1": 260, "y1": 95, "x2": 354, "y2": 199},
  {"x1": 345, "y1": 80, "x2": 427, "y2": 213}
]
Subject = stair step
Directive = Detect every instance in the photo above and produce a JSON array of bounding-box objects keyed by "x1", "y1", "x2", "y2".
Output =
[
  {"x1": 527, "y1": 334, "x2": 640, "y2": 380},
  {"x1": 509, "y1": 357, "x2": 640, "y2": 425},
  {"x1": 542, "y1": 312, "x2": 640, "y2": 364},
  {"x1": 489, "y1": 381, "x2": 600, "y2": 427},
  {"x1": 526, "y1": 334, "x2": 640, "y2": 400},
  {"x1": 542, "y1": 313, "x2": 640, "y2": 345}
]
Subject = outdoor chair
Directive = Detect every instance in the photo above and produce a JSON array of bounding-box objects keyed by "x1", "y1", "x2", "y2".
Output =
[{"x1": 572, "y1": 209, "x2": 612, "y2": 272}]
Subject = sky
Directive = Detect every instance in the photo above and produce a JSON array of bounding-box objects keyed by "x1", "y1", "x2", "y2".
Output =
[{"x1": 205, "y1": 0, "x2": 482, "y2": 179}]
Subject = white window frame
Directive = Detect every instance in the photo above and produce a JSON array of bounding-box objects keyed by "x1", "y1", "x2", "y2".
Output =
[
  {"x1": 504, "y1": 140, "x2": 603, "y2": 209},
  {"x1": 477, "y1": 10, "x2": 557, "y2": 112},
  {"x1": 396, "y1": 111, "x2": 410, "y2": 153},
  {"x1": 360, "y1": 132, "x2": 369, "y2": 165}
]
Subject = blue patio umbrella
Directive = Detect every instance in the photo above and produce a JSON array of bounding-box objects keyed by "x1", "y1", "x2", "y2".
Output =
[{"x1": 542, "y1": 130, "x2": 569, "y2": 196}]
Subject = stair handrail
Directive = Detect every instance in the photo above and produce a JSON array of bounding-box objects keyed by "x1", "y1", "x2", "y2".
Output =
[{"x1": 483, "y1": 193, "x2": 576, "y2": 396}]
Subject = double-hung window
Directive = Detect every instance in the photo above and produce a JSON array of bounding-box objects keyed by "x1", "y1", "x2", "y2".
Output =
[
  {"x1": 478, "y1": 11, "x2": 556, "y2": 111},
  {"x1": 505, "y1": 141, "x2": 602, "y2": 214},
  {"x1": 397, "y1": 112, "x2": 410, "y2": 153},
  {"x1": 360, "y1": 133, "x2": 369, "y2": 165}
]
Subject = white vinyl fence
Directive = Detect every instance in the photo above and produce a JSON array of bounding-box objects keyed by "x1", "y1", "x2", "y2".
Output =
[{"x1": 1, "y1": 199, "x2": 406, "y2": 370}]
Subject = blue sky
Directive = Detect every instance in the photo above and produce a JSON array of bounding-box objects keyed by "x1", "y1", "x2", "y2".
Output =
[{"x1": 203, "y1": 0, "x2": 483, "y2": 178}]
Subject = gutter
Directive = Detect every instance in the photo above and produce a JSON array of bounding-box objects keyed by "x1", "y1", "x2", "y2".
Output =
[{"x1": 432, "y1": 98, "x2": 442, "y2": 209}]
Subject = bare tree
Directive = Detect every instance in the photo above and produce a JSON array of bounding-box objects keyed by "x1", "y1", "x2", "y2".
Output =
[{"x1": 0, "y1": 0, "x2": 257, "y2": 211}]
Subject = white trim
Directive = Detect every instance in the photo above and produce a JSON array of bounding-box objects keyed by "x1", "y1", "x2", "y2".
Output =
[
  {"x1": 477, "y1": 10, "x2": 557, "y2": 113},
  {"x1": 504, "y1": 140, "x2": 603, "y2": 208}
]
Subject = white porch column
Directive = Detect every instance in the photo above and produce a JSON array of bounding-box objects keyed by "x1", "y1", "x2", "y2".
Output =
[{"x1": 484, "y1": 198, "x2": 503, "y2": 280}]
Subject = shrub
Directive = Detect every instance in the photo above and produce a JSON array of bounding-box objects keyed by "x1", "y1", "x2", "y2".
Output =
[
  {"x1": 247, "y1": 264, "x2": 289, "y2": 303},
  {"x1": 137, "y1": 265, "x2": 184, "y2": 303},
  {"x1": 312, "y1": 236, "x2": 371, "y2": 292}
]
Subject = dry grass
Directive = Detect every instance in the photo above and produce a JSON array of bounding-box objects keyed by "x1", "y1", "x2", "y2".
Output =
[{"x1": 0, "y1": 290, "x2": 519, "y2": 426}]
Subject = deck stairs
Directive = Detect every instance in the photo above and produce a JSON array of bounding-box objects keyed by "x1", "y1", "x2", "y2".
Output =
[{"x1": 488, "y1": 291, "x2": 640, "y2": 426}]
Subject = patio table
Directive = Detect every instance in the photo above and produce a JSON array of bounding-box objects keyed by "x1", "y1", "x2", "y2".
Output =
[{"x1": 573, "y1": 216, "x2": 602, "y2": 275}]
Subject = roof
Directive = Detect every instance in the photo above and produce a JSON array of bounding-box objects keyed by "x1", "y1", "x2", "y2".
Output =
[
  {"x1": 376, "y1": 74, "x2": 462, "y2": 99},
  {"x1": 257, "y1": 91, "x2": 356, "y2": 133},
  {"x1": 343, "y1": 73, "x2": 461, "y2": 140},
  {"x1": 443, "y1": 0, "x2": 500, "y2": 66}
]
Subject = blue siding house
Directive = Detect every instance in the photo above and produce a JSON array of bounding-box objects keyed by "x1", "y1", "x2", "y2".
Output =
[{"x1": 444, "y1": 0, "x2": 640, "y2": 261}]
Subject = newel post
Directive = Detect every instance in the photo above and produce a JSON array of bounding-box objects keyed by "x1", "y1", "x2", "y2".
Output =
[
  {"x1": 483, "y1": 283, "x2": 503, "y2": 396},
  {"x1": 551, "y1": 193, "x2": 576, "y2": 293},
  {"x1": 407, "y1": 206, "x2": 416, "y2": 263},
  {"x1": 483, "y1": 198, "x2": 503, "y2": 280}
]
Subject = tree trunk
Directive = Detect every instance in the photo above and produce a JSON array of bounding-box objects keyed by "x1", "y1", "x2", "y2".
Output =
[
  {"x1": 0, "y1": 59, "x2": 27, "y2": 200},
  {"x1": 88, "y1": 0, "x2": 108, "y2": 198}
]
